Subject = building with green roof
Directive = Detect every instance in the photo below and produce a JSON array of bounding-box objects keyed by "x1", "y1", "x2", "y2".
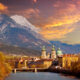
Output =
[
  {"x1": 56, "y1": 48, "x2": 63, "y2": 57},
  {"x1": 51, "y1": 45, "x2": 56, "y2": 59},
  {"x1": 41, "y1": 46, "x2": 47, "y2": 59}
]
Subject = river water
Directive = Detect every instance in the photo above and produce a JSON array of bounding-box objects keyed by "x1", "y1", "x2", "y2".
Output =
[{"x1": 5, "y1": 72, "x2": 79, "y2": 80}]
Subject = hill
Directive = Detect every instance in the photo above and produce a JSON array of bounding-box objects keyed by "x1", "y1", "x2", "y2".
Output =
[
  {"x1": 0, "y1": 14, "x2": 51, "y2": 50},
  {"x1": 0, "y1": 44, "x2": 41, "y2": 56}
]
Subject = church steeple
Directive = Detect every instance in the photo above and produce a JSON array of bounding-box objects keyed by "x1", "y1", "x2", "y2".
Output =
[
  {"x1": 56, "y1": 48, "x2": 63, "y2": 57},
  {"x1": 51, "y1": 45, "x2": 56, "y2": 59},
  {"x1": 42, "y1": 46, "x2": 46, "y2": 51},
  {"x1": 41, "y1": 46, "x2": 46, "y2": 59},
  {"x1": 52, "y1": 45, "x2": 55, "y2": 51}
]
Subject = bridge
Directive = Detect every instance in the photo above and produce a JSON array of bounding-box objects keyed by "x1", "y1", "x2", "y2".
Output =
[{"x1": 13, "y1": 67, "x2": 48, "y2": 73}]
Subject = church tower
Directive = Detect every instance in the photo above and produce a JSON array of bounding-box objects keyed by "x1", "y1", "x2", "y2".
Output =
[
  {"x1": 41, "y1": 46, "x2": 46, "y2": 59},
  {"x1": 51, "y1": 45, "x2": 56, "y2": 59},
  {"x1": 56, "y1": 48, "x2": 63, "y2": 57}
]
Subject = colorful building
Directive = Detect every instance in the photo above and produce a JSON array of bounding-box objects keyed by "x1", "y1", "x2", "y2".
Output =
[
  {"x1": 56, "y1": 48, "x2": 63, "y2": 57},
  {"x1": 58, "y1": 54, "x2": 78, "y2": 69},
  {"x1": 28, "y1": 59, "x2": 53, "y2": 68},
  {"x1": 47, "y1": 53, "x2": 50, "y2": 59}
]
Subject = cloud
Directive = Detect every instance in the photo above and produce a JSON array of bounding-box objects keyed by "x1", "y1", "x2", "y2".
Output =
[
  {"x1": 40, "y1": 25, "x2": 75, "y2": 40},
  {"x1": 13, "y1": 8, "x2": 40, "y2": 19},
  {"x1": 24, "y1": 8, "x2": 40, "y2": 18},
  {"x1": 76, "y1": 0, "x2": 80, "y2": 5},
  {"x1": 0, "y1": 3, "x2": 8, "y2": 11},
  {"x1": 38, "y1": 1, "x2": 80, "y2": 42},
  {"x1": 33, "y1": 0, "x2": 37, "y2": 3},
  {"x1": 0, "y1": 3, "x2": 9, "y2": 14},
  {"x1": 39, "y1": 14, "x2": 80, "y2": 40},
  {"x1": 43, "y1": 14, "x2": 80, "y2": 28},
  {"x1": 60, "y1": 24, "x2": 80, "y2": 44}
]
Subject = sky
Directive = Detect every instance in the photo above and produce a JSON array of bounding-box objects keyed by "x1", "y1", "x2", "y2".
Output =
[{"x1": 0, "y1": 0, "x2": 80, "y2": 44}]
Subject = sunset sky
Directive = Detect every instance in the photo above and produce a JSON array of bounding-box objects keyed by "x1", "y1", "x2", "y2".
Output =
[{"x1": 0, "y1": 0, "x2": 80, "y2": 44}]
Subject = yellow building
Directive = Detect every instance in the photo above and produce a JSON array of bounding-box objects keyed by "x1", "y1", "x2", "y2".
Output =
[
  {"x1": 47, "y1": 53, "x2": 50, "y2": 59},
  {"x1": 43, "y1": 59, "x2": 53, "y2": 68},
  {"x1": 58, "y1": 54, "x2": 78, "y2": 69}
]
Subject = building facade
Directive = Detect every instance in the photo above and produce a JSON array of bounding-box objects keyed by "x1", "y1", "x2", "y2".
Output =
[
  {"x1": 41, "y1": 46, "x2": 47, "y2": 59},
  {"x1": 51, "y1": 45, "x2": 56, "y2": 59},
  {"x1": 58, "y1": 54, "x2": 78, "y2": 69},
  {"x1": 56, "y1": 48, "x2": 63, "y2": 57}
]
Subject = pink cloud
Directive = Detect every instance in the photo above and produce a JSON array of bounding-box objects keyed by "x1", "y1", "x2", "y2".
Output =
[
  {"x1": 24, "y1": 8, "x2": 40, "y2": 18},
  {"x1": 33, "y1": 0, "x2": 37, "y2": 3}
]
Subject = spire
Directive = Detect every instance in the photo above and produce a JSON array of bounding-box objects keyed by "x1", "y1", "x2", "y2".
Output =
[
  {"x1": 42, "y1": 46, "x2": 46, "y2": 51},
  {"x1": 52, "y1": 45, "x2": 55, "y2": 51}
]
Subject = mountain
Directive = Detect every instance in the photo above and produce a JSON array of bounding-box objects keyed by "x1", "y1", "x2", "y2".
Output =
[
  {"x1": 0, "y1": 14, "x2": 51, "y2": 51},
  {"x1": 0, "y1": 43, "x2": 40, "y2": 56},
  {"x1": 50, "y1": 41, "x2": 80, "y2": 54},
  {"x1": 11, "y1": 15, "x2": 39, "y2": 33}
]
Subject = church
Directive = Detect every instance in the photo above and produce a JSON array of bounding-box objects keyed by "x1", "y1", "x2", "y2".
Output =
[{"x1": 41, "y1": 45, "x2": 63, "y2": 60}]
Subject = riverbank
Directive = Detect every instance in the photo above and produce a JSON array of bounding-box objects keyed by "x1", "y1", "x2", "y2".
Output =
[
  {"x1": 46, "y1": 67, "x2": 80, "y2": 78},
  {"x1": 11, "y1": 67, "x2": 80, "y2": 78}
]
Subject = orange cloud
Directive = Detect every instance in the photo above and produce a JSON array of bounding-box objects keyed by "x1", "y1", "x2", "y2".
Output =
[
  {"x1": 40, "y1": 26, "x2": 75, "y2": 40},
  {"x1": 40, "y1": 14, "x2": 80, "y2": 40},
  {"x1": 33, "y1": 0, "x2": 37, "y2": 3},
  {"x1": 0, "y1": 3, "x2": 8, "y2": 11},
  {"x1": 38, "y1": 2, "x2": 80, "y2": 40},
  {"x1": 44, "y1": 14, "x2": 80, "y2": 28}
]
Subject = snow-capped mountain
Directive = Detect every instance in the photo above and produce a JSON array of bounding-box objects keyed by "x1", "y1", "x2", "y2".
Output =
[
  {"x1": 11, "y1": 15, "x2": 39, "y2": 33},
  {"x1": 0, "y1": 14, "x2": 51, "y2": 50},
  {"x1": 11, "y1": 15, "x2": 49, "y2": 43}
]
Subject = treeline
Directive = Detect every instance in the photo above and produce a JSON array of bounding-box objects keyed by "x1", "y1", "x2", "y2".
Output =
[{"x1": 0, "y1": 52, "x2": 11, "y2": 80}]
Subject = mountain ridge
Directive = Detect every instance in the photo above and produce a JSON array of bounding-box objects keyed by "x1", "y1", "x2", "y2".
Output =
[
  {"x1": 0, "y1": 14, "x2": 51, "y2": 50},
  {"x1": 50, "y1": 41, "x2": 80, "y2": 54}
]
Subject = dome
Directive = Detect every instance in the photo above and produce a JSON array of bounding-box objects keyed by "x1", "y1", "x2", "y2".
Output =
[
  {"x1": 42, "y1": 46, "x2": 46, "y2": 51},
  {"x1": 52, "y1": 45, "x2": 55, "y2": 51},
  {"x1": 56, "y1": 48, "x2": 63, "y2": 57}
]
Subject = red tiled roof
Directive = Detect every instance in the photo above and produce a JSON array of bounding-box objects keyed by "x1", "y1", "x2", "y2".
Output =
[
  {"x1": 62, "y1": 54, "x2": 78, "y2": 57},
  {"x1": 37, "y1": 59, "x2": 53, "y2": 62}
]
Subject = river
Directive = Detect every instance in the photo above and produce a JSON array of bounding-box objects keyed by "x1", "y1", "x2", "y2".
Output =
[{"x1": 5, "y1": 72, "x2": 79, "y2": 80}]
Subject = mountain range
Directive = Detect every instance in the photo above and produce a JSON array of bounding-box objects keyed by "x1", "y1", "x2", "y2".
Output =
[
  {"x1": 50, "y1": 41, "x2": 80, "y2": 54},
  {"x1": 0, "y1": 14, "x2": 80, "y2": 55},
  {"x1": 0, "y1": 14, "x2": 51, "y2": 50}
]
